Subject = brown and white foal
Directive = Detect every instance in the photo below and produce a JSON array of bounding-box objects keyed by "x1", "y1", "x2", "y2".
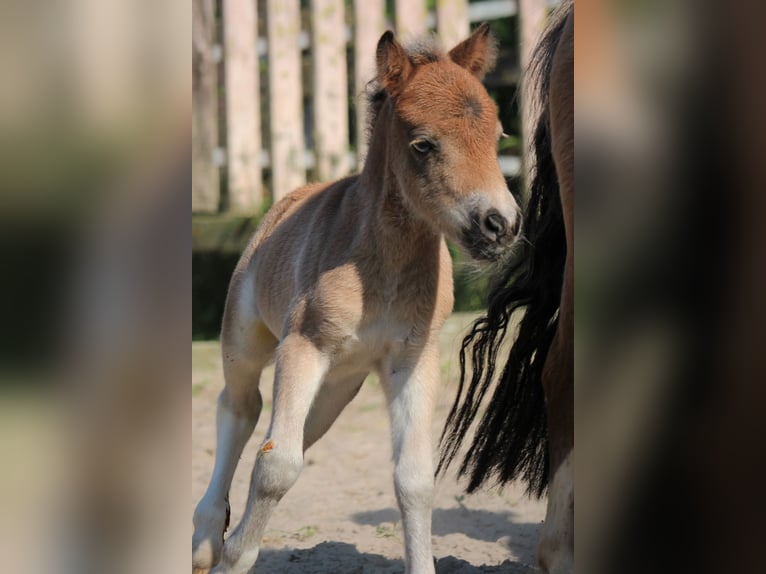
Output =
[{"x1": 192, "y1": 25, "x2": 520, "y2": 574}]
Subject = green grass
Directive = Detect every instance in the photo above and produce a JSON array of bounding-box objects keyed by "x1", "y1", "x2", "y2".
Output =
[
  {"x1": 375, "y1": 523, "x2": 398, "y2": 539},
  {"x1": 192, "y1": 381, "x2": 207, "y2": 396},
  {"x1": 292, "y1": 525, "x2": 319, "y2": 541}
]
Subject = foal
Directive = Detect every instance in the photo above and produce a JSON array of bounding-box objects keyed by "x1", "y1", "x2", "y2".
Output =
[{"x1": 193, "y1": 25, "x2": 520, "y2": 574}]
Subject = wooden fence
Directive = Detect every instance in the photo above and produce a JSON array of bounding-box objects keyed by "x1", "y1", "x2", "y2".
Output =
[{"x1": 193, "y1": 0, "x2": 555, "y2": 214}]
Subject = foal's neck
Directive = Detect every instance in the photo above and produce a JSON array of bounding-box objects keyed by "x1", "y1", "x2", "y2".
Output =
[{"x1": 358, "y1": 100, "x2": 441, "y2": 259}]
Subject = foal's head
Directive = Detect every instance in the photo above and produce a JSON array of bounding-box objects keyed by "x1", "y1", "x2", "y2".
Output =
[{"x1": 373, "y1": 24, "x2": 521, "y2": 260}]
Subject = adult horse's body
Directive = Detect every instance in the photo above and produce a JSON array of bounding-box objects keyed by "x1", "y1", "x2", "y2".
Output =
[
  {"x1": 439, "y1": 2, "x2": 574, "y2": 573},
  {"x1": 192, "y1": 25, "x2": 521, "y2": 574}
]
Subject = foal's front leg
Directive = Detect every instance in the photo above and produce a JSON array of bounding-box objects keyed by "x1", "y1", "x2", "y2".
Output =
[
  {"x1": 211, "y1": 334, "x2": 329, "y2": 574},
  {"x1": 382, "y1": 343, "x2": 440, "y2": 574}
]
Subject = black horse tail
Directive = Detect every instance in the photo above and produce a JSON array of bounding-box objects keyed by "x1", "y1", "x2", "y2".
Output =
[{"x1": 437, "y1": 0, "x2": 572, "y2": 498}]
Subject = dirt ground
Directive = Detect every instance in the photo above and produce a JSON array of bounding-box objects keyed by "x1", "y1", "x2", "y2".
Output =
[{"x1": 192, "y1": 313, "x2": 546, "y2": 573}]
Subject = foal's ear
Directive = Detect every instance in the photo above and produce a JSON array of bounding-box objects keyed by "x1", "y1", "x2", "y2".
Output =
[
  {"x1": 376, "y1": 31, "x2": 412, "y2": 97},
  {"x1": 448, "y1": 22, "x2": 497, "y2": 79}
]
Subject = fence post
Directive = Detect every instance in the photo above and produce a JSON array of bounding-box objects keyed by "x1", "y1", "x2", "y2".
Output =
[
  {"x1": 267, "y1": 0, "x2": 305, "y2": 201},
  {"x1": 436, "y1": 0, "x2": 469, "y2": 49},
  {"x1": 395, "y1": 0, "x2": 428, "y2": 39},
  {"x1": 519, "y1": 0, "x2": 549, "y2": 74},
  {"x1": 223, "y1": 0, "x2": 262, "y2": 212},
  {"x1": 311, "y1": 0, "x2": 349, "y2": 181},
  {"x1": 352, "y1": 0, "x2": 384, "y2": 168},
  {"x1": 519, "y1": 0, "x2": 549, "y2": 195},
  {"x1": 192, "y1": 0, "x2": 220, "y2": 212}
]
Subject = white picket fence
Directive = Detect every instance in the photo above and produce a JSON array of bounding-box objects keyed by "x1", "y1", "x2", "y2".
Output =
[{"x1": 192, "y1": 0, "x2": 554, "y2": 214}]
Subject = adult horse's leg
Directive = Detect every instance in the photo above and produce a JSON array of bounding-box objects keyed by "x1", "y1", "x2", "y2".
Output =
[
  {"x1": 537, "y1": 8, "x2": 574, "y2": 574},
  {"x1": 193, "y1": 317, "x2": 277, "y2": 573},
  {"x1": 537, "y1": 287, "x2": 574, "y2": 574},
  {"x1": 211, "y1": 333, "x2": 329, "y2": 574},
  {"x1": 381, "y1": 343, "x2": 440, "y2": 574}
]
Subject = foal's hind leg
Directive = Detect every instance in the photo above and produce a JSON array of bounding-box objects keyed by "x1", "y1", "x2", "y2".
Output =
[
  {"x1": 303, "y1": 373, "x2": 366, "y2": 450},
  {"x1": 211, "y1": 334, "x2": 328, "y2": 574},
  {"x1": 193, "y1": 320, "x2": 277, "y2": 573}
]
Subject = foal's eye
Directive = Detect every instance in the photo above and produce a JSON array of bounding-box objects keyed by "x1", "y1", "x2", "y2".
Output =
[{"x1": 410, "y1": 139, "x2": 436, "y2": 154}]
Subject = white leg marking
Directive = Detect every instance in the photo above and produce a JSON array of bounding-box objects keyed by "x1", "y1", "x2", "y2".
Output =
[
  {"x1": 537, "y1": 450, "x2": 574, "y2": 574},
  {"x1": 193, "y1": 395, "x2": 259, "y2": 571},
  {"x1": 383, "y1": 346, "x2": 439, "y2": 574}
]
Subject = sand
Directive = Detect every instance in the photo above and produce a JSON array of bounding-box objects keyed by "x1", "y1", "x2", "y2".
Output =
[{"x1": 192, "y1": 313, "x2": 546, "y2": 573}]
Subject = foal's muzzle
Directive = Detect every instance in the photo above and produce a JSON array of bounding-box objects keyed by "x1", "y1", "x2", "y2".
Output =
[{"x1": 462, "y1": 208, "x2": 521, "y2": 260}]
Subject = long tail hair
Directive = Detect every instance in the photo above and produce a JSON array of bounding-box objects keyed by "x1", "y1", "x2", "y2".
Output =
[{"x1": 438, "y1": 0, "x2": 572, "y2": 497}]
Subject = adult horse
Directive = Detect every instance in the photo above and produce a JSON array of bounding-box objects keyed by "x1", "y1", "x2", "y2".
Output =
[
  {"x1": 439, "y1": 2, "x2": 574, "y2": 573},
  {"x1": 193, "y1": 24, "x2": 522, "y2": 574}
]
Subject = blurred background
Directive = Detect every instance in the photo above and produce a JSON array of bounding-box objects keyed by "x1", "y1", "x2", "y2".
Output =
[{"x1": 0, "y1": 1, "x2": 189, "y2": 572}]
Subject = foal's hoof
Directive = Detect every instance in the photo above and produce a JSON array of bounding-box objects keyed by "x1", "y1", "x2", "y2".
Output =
[
  {"x1": 192, "y1": 531, "x2": 225, "y2": 574},
  {"x1": 193, "y1": 496, "x2": 231, "y2": 572}
]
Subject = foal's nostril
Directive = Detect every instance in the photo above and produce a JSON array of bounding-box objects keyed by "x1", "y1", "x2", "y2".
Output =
[
  {"x1": 484, "y1": 210, "x2": 507, "y2": 239},
  {"x1": 509, "y1": 216, "x2": 521, "y2": 237}
]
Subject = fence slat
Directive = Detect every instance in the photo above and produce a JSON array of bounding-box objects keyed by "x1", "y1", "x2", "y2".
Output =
[
  {"x1": 311, "y1": 0, "x2": 349, "y2": 181},
  {"x1": 436, "y1": 0, "x2": 469, "y2": 49},
  {"x1": 395, "y1": 0, "x2": 428, "y2": 39},
  {"x1": 267, "y1": 0, "x2": 305, "y2": 201},
  {"x1": 224, "y1": 0, "x2": 262, "y2": 212},
  {"x1": 519, "y1": 0, "x2": 548, "y2": 73},
  {"x1": 519, "y1": 0, "x2": 548, "y2": 191},
  {"x1": 192, "y1": 0, "x2": 220, "y2": 212},
  {"x1": 352, "y1": 0, "x2": 384, "y2": 167}
]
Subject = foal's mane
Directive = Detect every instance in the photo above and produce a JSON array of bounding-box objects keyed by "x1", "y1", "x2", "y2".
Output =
[{"x1": 364, "y1": 37, "x2": 445, "y2": 143}]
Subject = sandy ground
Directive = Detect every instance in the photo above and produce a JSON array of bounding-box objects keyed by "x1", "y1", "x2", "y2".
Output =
[{"x1": 192, "y1": 313, "x2": 546, "y2": 573}]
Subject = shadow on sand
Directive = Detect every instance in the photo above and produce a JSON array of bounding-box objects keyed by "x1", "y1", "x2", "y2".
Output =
[
  {"x1": 257, "y1": 541, "x2": 538, "y2": 573},
  {"x1": 351, "y1": 507, "x2": 542, "y2": 545}
]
